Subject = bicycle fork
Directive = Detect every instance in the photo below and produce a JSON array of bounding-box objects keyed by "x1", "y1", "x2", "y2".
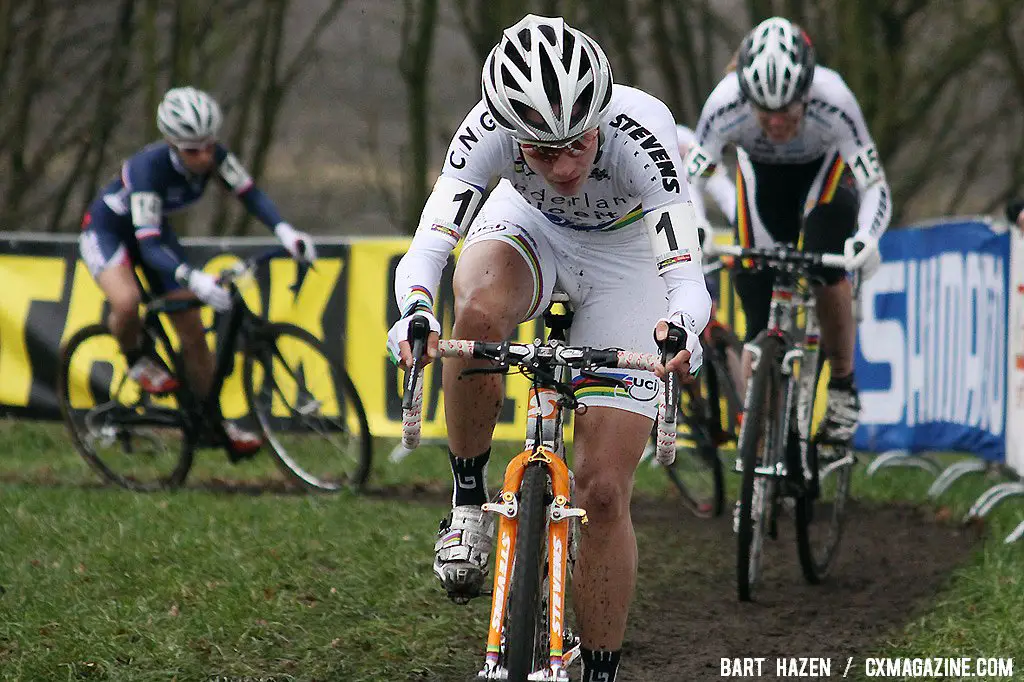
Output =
[{"x1": 479, "y1": 448, "x2": 588, "y2": 681}]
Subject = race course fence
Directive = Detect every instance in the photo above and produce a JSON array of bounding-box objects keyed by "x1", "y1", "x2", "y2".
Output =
[{"x1": 1, "y1": 220, "x2": 1021, "y2": 541}]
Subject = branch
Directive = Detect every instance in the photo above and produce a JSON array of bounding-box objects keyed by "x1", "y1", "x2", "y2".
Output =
[
  {"x1": 280, "y1": 0, "x2": 349, "y2": 90},
  {"x1": 646, "y1": 0, "x2": 685, "y2": 115},
  {"x1": 229, "y1": 0, "x2": 290, "y2": 236},
  {"x1": 2, "y1": 0, "x2": 50, "y2": 220},
  {"x1": 210, "y1": 6, "x2": 270, "y2": 237},
  {"x1": 76, "y1": 0, "x2": 136, "y2": 222},
  {"x1": 996, "y1": 3, "x2": 1024, "y2": 104},
  {"x1": 942, "y1": 101, "x2": 1014, "y2": 215},
  {"x1": 888, "y1": 89, "x2": 967, "y2": 215}
]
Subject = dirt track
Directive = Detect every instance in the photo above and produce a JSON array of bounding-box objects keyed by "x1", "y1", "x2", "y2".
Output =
[
  {"x1": 368, "y1": 480, "x2": 977, "y2": 682},
  {"x1": 624, "y1": 497, "x2": 976, "y2": 681}
]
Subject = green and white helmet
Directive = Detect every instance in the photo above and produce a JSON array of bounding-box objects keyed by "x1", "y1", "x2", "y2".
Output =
[{"x1": 737, "y1": 17, "x2": 816, "y2": 111}]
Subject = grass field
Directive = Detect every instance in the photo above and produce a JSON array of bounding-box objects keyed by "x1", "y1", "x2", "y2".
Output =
[{"x1": 1, "y1": 418, "x2": 1022, "y2": 681}]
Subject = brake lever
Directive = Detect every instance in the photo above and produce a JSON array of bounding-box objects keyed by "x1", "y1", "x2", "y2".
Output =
[
  {"x1": 401, "y1": 316, "x2": 431, "y2": 411},
  {"x1": 289, "y1": 240, "x2": 314, "y2": 295}
]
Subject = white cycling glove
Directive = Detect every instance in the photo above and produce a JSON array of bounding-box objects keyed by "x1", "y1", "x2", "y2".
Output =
[
  {"x1": 658, "y1": 316, "x2": 704, "y2": 377},
  {"x1": 697, "y1": 221, "x2": 717, "y2": 258},
  {"x1": 386, "y1": 309, "x2": 441, "y2": 365},
  {"x1": 844, "y1": 235, "x2": 881, "y2": 280},
  {"x1": 274, "y1": 222, "x2": 317, "y2": 261},
  {"x1": 175, "y1": 264, "x2": 231, "y2": 312}
]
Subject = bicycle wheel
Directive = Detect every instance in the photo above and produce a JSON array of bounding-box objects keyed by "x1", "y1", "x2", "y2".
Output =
[
  {"x1": 58, "y1": 323, "x2": 194, "y2": 491},
  {"x1": 794, "y1": 358, "x2": 854, "y2": 583},
  {"x1": 504, "y1": 464, "x2": 548, "y2": 682},
  {"x1": 243, "y1": 323, "x2": 371, "y2": 491},
  {"x1": 666, "y1": 386, "x2": 725, "y2": 518},
  {"x1": 736, "y1": 335, "x2": 783, "y2": 602},
  {"x1": 706, "y1": 326, "x2": 744, "y2": 442}
]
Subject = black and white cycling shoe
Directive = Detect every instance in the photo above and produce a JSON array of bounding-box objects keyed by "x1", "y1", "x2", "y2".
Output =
[
  {"x1": 433, "y1": 505, "x2": 495, "y2": 605},
  {"x1": 815, "y1": 385, "x2": 861, "y2": 447}
]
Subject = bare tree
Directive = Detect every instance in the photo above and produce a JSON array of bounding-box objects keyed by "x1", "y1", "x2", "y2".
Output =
[
  {"x1": 397, "y1": 0, "x2": 440, "y2": 234},
  {"x1": 2, "y1": 0, "x2": 50, "y2": 224},
  {"x1": 584, "y1": 0, "x2": 640, "y2": 86},
  {"x1": 453, "y1": 1, "x2": 524, "y2": 63},
  {"x1": 225, "y1": 0, "x2": 350, "y2": 236}
]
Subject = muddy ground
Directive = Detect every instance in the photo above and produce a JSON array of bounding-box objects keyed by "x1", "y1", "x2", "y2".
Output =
[
  {"x1": 376, "y1": 481, "x2": 978, "y2": 682},
  {"x1": 623, "y1": 496, "x2": 975, "y2": 681}
]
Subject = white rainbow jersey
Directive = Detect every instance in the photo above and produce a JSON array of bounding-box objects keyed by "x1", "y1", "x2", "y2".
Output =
[{"x1": 395, "y1": 84, "x2": 711, "y2": 334}]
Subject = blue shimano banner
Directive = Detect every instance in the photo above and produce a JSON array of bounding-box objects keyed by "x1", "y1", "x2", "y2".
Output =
[{"x1": 854, "y1": 218, "x2": 1009, "y2": 460}]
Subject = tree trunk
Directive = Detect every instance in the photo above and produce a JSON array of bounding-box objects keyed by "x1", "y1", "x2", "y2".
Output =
[
  {"x1": 2, "y1": 0, "x2": 49, "y2": 224},
  {"x1": 397, "y1": 0, "x2": 439, "y2": 234},
  {"x1": 228, "y1": 0, "x2": 288, "y2": 236},
  {"x1": 210, "y1": 5, "x2": 271, "y2": 236}
]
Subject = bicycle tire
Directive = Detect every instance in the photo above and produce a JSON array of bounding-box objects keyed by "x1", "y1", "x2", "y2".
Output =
[
  {"x1": 736, "y1": 335, "x2": 782, "y2": 602},
  {"x1": 668, "y1": 385, "x2": 725, "y2": 518},
  {"x1": 243, "y1": 322, "x2": 372, "y2": 491},
  {"x1": 58, "y1": 323, "x2": 194, "y2": 491},
  {"x1": 794, "y1": 357, "x2": 854, "y2": 583},
  {"x1": 706, "y1": 327, "x2": 744, "y2": 441},
  {"x1": 504, "y1": 464, "x2": 548, "y2": 682}
]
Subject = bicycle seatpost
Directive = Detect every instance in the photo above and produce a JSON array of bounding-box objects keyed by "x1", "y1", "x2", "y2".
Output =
[{"x1": 402, "y1": 315, "x2": 431, "y2": 411}]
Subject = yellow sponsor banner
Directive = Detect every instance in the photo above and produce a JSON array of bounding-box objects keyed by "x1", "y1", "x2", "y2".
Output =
[
  {"x1": 0, "y1": 254, "x2": 67, "y2": 408},
  {"x1": 0, "y1": 233, "x2": 829, "y2": 439}
]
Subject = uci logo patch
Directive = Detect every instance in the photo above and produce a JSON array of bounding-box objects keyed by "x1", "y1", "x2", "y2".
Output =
[{"x1": 624, "y1": 375, "x2": 659, "y2": 402}]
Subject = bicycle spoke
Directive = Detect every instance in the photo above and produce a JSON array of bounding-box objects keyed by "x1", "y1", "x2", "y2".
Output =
[
  {"x1": 244, "y1": 324, "x2": 371, "y2": 491},
  {"x1": 59, "y1": 324, "x2": 193, "y2": 491}
]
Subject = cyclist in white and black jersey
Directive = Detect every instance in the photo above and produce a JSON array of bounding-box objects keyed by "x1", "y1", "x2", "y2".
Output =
[
  {"x1": 678, "y1": 123, "x2": 736, "y2": 227},
  {"x1": 386, "y1": 15, "x2": 710, "y2": 681},
  {"x1": 684, "y1": 16, "x2": 893, "y2": 446}
]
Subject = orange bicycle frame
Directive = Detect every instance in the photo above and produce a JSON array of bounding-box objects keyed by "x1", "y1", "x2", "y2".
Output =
[{"x1": 481, "y1": 386, "x2": 587, "y2": 679}]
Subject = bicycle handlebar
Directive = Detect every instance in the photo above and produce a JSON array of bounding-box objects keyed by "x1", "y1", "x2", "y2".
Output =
[
  {"x1": 712, "y1": 244, "x2": 849, "y2": 271},
  {"x1": 218, "y1": 246, "x2": 312, "y2": 286},
  {"x1": 399, "y1": 329, "x2": 679, "y2": 464}
]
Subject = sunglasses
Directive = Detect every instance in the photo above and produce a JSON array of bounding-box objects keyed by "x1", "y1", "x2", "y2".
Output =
[
  {"x1": 174, "y1": 140, "x2": 216, "y2": 155},
  {"x1": 518, "y1": 129, "x2": 598, "y2": 163},
  {"x1": 752, "y1": 100, "x2": 805, "y2": 116}
]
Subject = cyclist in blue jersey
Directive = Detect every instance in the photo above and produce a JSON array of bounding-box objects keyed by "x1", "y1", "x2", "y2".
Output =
[{"x1": 78, "y1": 86, "x2": 316, "y2": 456}]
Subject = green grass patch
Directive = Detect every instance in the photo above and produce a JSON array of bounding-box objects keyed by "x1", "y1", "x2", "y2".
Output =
[{"x1": 1, "y1": 419, "x2": 1022, "y2": 680}]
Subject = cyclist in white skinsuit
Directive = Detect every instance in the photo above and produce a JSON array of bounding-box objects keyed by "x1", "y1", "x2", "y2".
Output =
[
  {"x1": 684, "y1": 16, "x2": 893, "y2": 446},
  {"x1": 386, "y1": 15, "x2": 710, "y2": 682}
]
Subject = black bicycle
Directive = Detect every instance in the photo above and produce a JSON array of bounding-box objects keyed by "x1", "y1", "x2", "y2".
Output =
[
  {"x1": 718, "y1": 243, "x2": 859, "y2": 601},
  {"x1": 57, "y1": 248, "x2": 371, "y2": 492},
  {"x1": 650, "y1": 261, "x2": 743, "y2": 519}
]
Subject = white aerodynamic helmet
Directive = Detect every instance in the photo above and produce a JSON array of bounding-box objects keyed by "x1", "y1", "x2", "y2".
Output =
[
  {"x1": 737, "y1": 17, "x2": 816, "y2": 111},
  {"x1": 157, "y1": 86, "x2": 223, "y2": 143},
  {"x1": 482, "y1": 14, "x2": 613, "y2": 144}
]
